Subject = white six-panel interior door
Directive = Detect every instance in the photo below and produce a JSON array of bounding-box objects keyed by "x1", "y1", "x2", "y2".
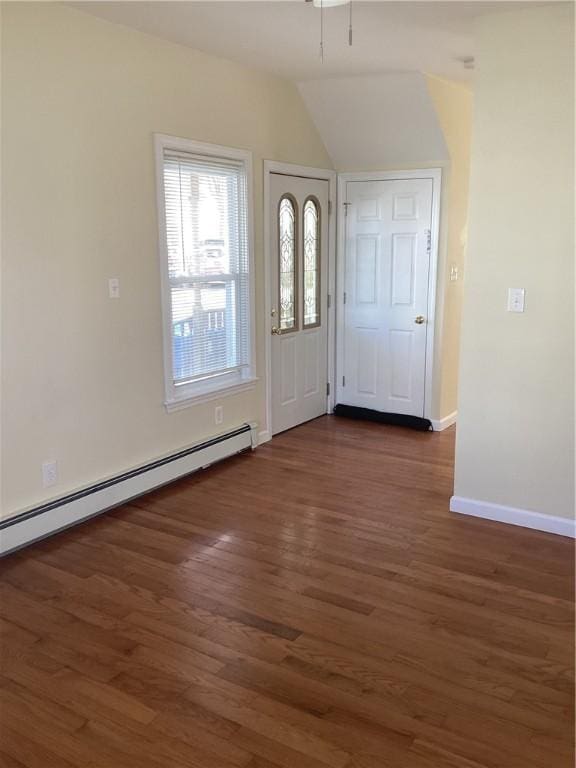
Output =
[
  {"x1": 270, "y1": 173, "x2": 330, "y2": 435},
  {"x1": 337, "y1": 177, "x2": 434, "y2": 417}
]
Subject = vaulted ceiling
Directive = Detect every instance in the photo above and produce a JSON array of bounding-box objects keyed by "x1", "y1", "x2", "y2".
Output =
[{"x1": 299, "y1": 72, "x2": 449, "y2": 169}]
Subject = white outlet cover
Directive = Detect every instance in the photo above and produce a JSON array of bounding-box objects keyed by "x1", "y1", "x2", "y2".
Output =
[
  {"x1": 214, "y1": 406, "x2": 223, "y2": 425},
  {"x1": 42, "y1": 460, "x2": 58, "y2": 488},
  {"x1": 108, "y1": 278, "x2": 120, "y2": 299}
]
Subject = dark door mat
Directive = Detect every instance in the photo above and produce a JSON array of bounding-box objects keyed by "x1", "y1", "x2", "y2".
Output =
[{"x1": 333, "y1": 404, "x2": 433, "y2": 431}]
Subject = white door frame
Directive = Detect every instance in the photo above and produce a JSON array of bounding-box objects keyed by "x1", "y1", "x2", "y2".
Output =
[
  {"x1": 262, "y1": 161, "x2": 337, "y2": 444},
  {"x1": 337, "y1": 169, "x2": 442, "y2": 421}
]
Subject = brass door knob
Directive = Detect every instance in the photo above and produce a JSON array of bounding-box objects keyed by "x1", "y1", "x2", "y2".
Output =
[
  {"x1": 415, "y1": 315, "x2": 426, "y2": 325},
  {"x1": 271, "y1": 326, "x2": 282, "y2": 335}
]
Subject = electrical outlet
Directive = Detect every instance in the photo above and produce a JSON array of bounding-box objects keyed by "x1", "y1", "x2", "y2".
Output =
[
  {"x1": 449, "y1": 264, "x2": 459, "y2": 282},
  {"x1": 214, "y1": 406, "x2": 223, "y2": 425},
  {"x1": 108, "y1": 278, "x2": 120, "y2": 299},
  {"x1": 42, "y1": 460, "x2": 58, "y2": 488},
  {"x1": 507, "y1": 287, "x2": 525, "y2": 313}
]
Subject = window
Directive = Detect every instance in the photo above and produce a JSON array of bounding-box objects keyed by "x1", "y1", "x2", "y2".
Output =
[
  {"x1": 278, "y1": 196, "x2": 297, "y2": 332},
  {"x1": 156, "y1": 135, "x2": 255, "y2": 408},
  {"x1": 303, "y1": 198, "x2": 320, "y2": 327}
]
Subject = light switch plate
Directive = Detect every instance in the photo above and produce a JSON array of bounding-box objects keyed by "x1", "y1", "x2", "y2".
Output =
[
  {"x1": 108, "y1": 278, "x2": 120, "y2": 299},
  {"x1": 507, "y1": 287, "x2": 525, "y2": 313}
]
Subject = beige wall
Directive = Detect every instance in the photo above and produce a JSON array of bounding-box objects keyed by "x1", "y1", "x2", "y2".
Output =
[
  {"x1": 0, "y1": 3, "x2": 331, "y2": 519},
  {"x1": 426, "y1": 75, "x2": 473, "y2": 419},
  {"x1": 454, "y1": 4, "x2": 574, "y2": 518}
]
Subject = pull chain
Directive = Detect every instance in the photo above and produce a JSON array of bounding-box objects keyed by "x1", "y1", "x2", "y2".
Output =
[
  {"x1": 348, "y1": 0, "x2": 353, "y2": 46},
  {"x1": 310, "y1": 0, "x2": 352, "y2": 60},
  {"x1": 320, "y1": 0, "x2": 324, "y2": 62}
]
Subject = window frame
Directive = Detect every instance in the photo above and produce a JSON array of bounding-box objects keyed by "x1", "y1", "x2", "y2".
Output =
[
  {"x1": 154, "y1": 134, "x2": 257, "y2": 411},
  {"x1": 277, "y1": 193, "x2": 299, "y2": 335},
  {"x1": 302, "y1": 195, "x2": 322, "y2": 329}
]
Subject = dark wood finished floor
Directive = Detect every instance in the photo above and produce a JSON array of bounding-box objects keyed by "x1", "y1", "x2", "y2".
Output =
[{"x1": 0, "y1": 416, "x2": 574, "y2": 768}]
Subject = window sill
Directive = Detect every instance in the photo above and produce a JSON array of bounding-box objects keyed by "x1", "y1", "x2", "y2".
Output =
[{"x1": 165, "y1": 377, "x2": 258, "y2": 413}]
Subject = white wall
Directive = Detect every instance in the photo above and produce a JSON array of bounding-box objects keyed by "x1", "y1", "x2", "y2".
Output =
[
  {"x1": 454, "y1": 3, "x2": 574, "y2": 521},
  {"x1": 0, "y1": 3, "x2": 332, "y2": 519},
  {"x1": 298, "y1": 73, "x2": 448, "y2": 170}
]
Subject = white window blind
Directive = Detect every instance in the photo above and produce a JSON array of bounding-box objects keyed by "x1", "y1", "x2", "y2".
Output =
[{"x1": 160, "y1": 145, "x2": 253, "y2": 403}]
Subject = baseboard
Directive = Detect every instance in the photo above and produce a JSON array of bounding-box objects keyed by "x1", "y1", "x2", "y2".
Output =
[
  {"x1": 450, "y1": 495, "x2": 576, "y2": 538},
  {"x1": 258, "y1": 430, "x2": 272, "y2": 445},
  {"x1": 0, "y1": 424, "x2": 255, "y2": 557},
  {"x1": 431, "y1": 411, "x2": 457, "y2": 431}
]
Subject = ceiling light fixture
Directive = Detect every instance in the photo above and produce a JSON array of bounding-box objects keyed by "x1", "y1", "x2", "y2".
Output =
[
  {"x1": 306, "y1": 0, "x2": 353, "y2": 62},
  {"x1": 311, "y1": 0, "x2": 348, "y2": 6}
]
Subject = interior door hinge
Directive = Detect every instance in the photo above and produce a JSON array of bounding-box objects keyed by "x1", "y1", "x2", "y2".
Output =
[
  {"x1": 326, "y1": 382, "x2": 330, "y2": 396},
  {"x1": 426, "y1": 229, "x2": 432, "y2": 253},
  {"x1": 327, "y1": 294, "x2": 331, "y2": 309},
  {"x1": 343, "y1": 291, "x2": 347, "y2": 305},
  {"x1": 328, "y1": 200, "x2": 333, "y2": 216},
  {"x1": 342, "y1": 376, "x2": 346, "y2": 387},
  {"x1": 343, "y1": 202, "x2": 351, "y2": 217}
]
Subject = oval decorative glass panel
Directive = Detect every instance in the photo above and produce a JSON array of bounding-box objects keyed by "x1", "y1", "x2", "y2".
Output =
[
  {"x1": 278, "y1": 196, "x2": 297, "y2": 331},
  {"x1": 303, "y1": 198, "x2": 320, "y2": 327}
]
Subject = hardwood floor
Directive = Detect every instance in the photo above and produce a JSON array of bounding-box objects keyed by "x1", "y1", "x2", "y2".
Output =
[{"x1": 0, "y1": 415, "x2": 574, "y2": 768}]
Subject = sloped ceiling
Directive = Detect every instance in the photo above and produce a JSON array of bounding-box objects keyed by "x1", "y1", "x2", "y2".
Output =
[{"x1": 298, "y1": 73, "x2": 449, "y2": 171}]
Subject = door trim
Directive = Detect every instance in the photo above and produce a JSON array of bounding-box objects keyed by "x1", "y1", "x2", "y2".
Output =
[
  {"x1": 336, "y1": 169, "x2": 442, "y2": 421},
  {"x1": 262, "y1": 161, "x2": 337, "y2": 444}
]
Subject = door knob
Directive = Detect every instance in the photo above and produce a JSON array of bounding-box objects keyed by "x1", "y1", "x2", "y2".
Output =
[
  {"x1": 414, "y1": 315, "x2": 426, "y2": 325},
  {"x1": 271, "y1": 326, "x2": 282, "y2": 335}
]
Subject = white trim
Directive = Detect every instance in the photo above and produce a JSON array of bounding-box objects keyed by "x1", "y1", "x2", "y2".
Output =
[
  {"x1": 431, "y1": 410, "x2": 457, "y2": 431},
  {"x1": 336, "y1": 169, "x2": 442, "y2": 422},
  {"x1": 165, "y1": 377, "x2": 258, "y2": 412},
  {"x1": 450, "y1": 496, "x2": 576, "y2": 538},
  {"x1": 257, "y1": 430, "x2": 272, "y2": 446},
  {"x1": 263, "y1": 161, "x2": 337, "y2": 438},
  {"x1": 154, "y1": 133, "x2": 256, "y2": 411},
  {"x1": 0, "y1": 427, "x2": 253, "y2": 556}
]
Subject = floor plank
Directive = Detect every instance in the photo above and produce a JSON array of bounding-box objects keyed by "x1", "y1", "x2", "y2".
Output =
[{"x1": 0, "y1": 416, "x2": 574, "y2": 767}]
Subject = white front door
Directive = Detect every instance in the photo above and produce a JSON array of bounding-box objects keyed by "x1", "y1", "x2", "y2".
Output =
[
  {"x1": 338, "y1": 178, "x2": 433, "y2": 417},
  {"x1": 270, "y1": 173, "x2": 329, "y2": 435}
]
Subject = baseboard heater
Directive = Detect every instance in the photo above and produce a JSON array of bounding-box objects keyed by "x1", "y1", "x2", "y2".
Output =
[
  {"x1": 0, "y1": 423, "x2": 256, "y2": 557},
  {"x1": 333, "y1": 404, "x2": 432, "y2": 431}
]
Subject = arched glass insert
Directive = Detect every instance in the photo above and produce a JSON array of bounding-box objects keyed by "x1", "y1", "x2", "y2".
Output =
[
  {"x1": 278, "y1": 196, "x2": 297, "y2": 331},
  {"x1": 303, "y1": 198, "x2": 320, "y2": 327}
]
